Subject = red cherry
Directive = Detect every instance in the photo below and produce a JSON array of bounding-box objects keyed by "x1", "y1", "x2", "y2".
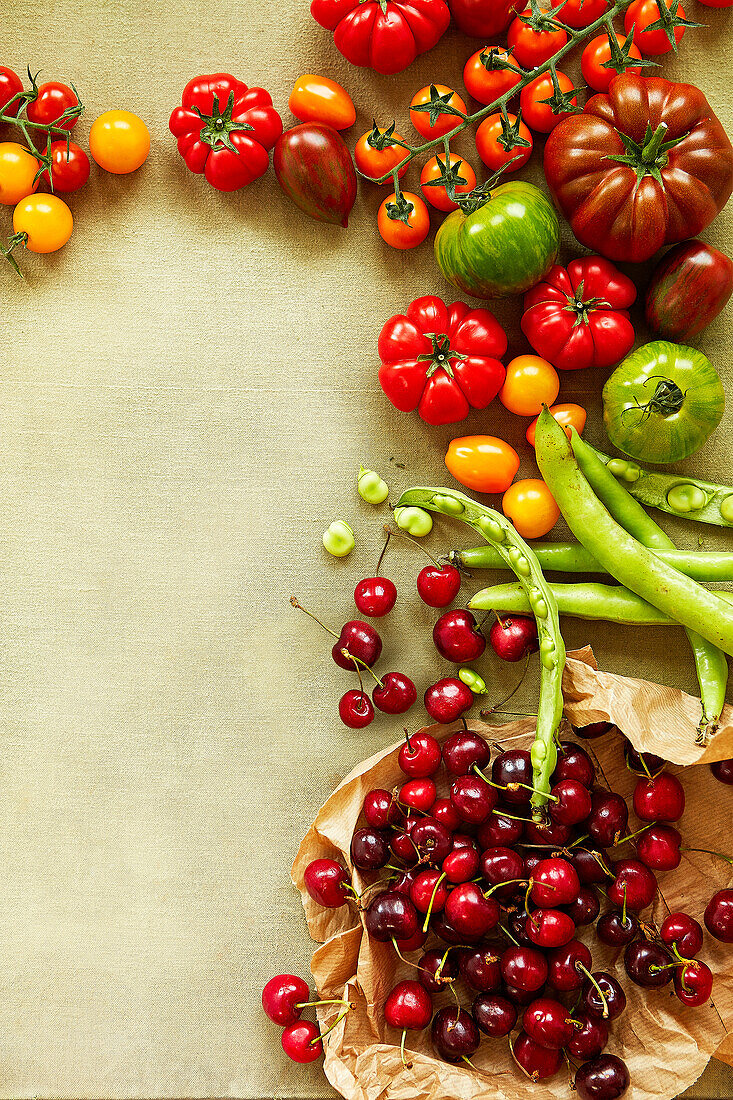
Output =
[
  {"x1": 523, "y1": 818, "x2": 572, "y2": 846},
  {"x1": 527, "y1": 908, "x2": 575, "y2": 949},
  {"x1": 424, "y1": 677, "x2": 473, "y2": 722},
  {"x1": 480, "y1": 845, "x2": 526, "y2": 899},
  {"x1": 580, "y1": 971, "x2": 626, "y2": 1020},
  {"x1": 391, "y1": 830, "x2": 418, "y2": 865},
  {"x1": 624, "y1": 940, "x2": 673, "y2": 988},
  {"x1": 363, "y1": 788, "x2": 398, "y2": 828},
  {"x1": 354, "y1": 576, "x2": 397, "y2": 617},
  {"x1": 523, "y1": 997, "x2": 575, "y2": 1049},
  {"x1": 364, "y1": 890, "x2": 420, "y2": 942},
  {"x1": 624, "y1": 743, "x2": 665, "y2": 776},
  {"x1": 550, "y1": 778, "x2": 592, "y2": 826},
  {"x1": 564, "y1": 886, "x2": 601, "y2": 927},
  {"x1": 473, "y1": 993, "x2": 517, "y2": 1037},
  {"x1": 331, "y1": 619, "x2": 382, "y2": 669},
  {"x1": 418, "y1": 948, "x2": 458, "y2": 993},
  {"x1": 704, "y1": 888, "x2": 733, "y2": 942},
  {"x1": 711, "y1": 758, "x2": 733, "y2": 785},
  {"x1": 410, "y1": 817, "x2": 453, "y2": 864},
  {"x1": 587, "y1": 789, "x2": 628, "y2": 846},
  {"x1": 492, "y1": 749, "x2": 532, "y2": 805},
  {"x1": 553, "y1": 741, "x2": 595, "y2": 786},
  {"x1": 531, "y1": 857, "x2": 580, "y2": 907},
  {"x1": 431, "y1": 1005, "x2": 480, "y2": 1062},
  {"x1": 575, "y1": 1054, "x2": 629, "y2": 1100},
  {"x1": 607, "y1": 858, "x2": 657, "y2": 911},
  {"x1": 339, "y1": 689, "x2": 374, "y2": 728},
  {"x1": 442, "y1": 729, "x2": 491, "y2": 774},
  {"x1": 350, "y1": 827, "x2": 388, "y2": 870},
  {"x1": 503, "y1": 980, "x2": 538, "y2": 1006},
  {"x1": 661, "y1": 912, "x2": 704, "y2": 958},
  {"x1": 410, "y1": 869, "x2": 449, "y2": 914},
  {"x1": 478, "y1": 809, "x2": 524, "y2": 848},
  {"x1": 674, "y1": 959, "x2": 713, "y2": 1006},
  {"x1": 398, "y1": 926, "x2": 429, "y2": 953},
  {"x1": 500, "y1": 945, "x2": 548, "y2": 992},
  {"x1": 596, "y1": 909, "x2": 638, "y2": 947},
  {"x1": 400, "y1": 777, "x2": 436, "y2": 814},
  {"x1": 567, "y1": 1011, "x2": 609, "y2": 1061},
  {"x1": 398, "y1": 731, "x2": 441, "y2": 777},
  {"x1": 433, "y1": 608, "x2": 486, "y2": 663},
  {"x1": 442, "y1": 845, "x2": 480, "y2": 883},
  {"x1": 459, "y1": 947, "x2": 502, "y2": 992},
  {"x1": 417, "y1": 562, "x2": 461, "y2": 607},
  {"x1": 303, "y1": 858, "x2": 350, "y2": 908},
  {"x1": 512, "y1": 1030, "x2": 562, "y2": 1080},
  {"x1": 444, "y1": 882, "x2": 500, "y2": 938},
  {"x1": 570, "y1": 847, "x2": 611, "y2": 885},
  {"x1": 262, "y1": 974, "x2": 310, "y2": 1025},
  {"x1": 281, "y1": 1019, "x2": 322, "y2": 1062},
  {"x1": 384, "y1": 979, "x2": 433, "y2": 1030},
  {"x1": 488, "y1": 615, "x2": 539, "y2": 662},
  {"x1": 431, "y1": 796, "x2": 461, "y2": 831},
  {"x1": 636, "y1": 823, "x2": 681, "y2": 870},
  {"x1": 372, "y1": 672, "x2": 417, "y2": 714},
  {"x1": 572, "y1": 721, "x2": 614, "y2": 740},
  {"x1": 450, "y1": 773, "x2": 497, "y2": 824},
  {"x1": 633, "y1": 771, "x2": 685, "y2": 822},
  {"x1": 547, "y1": 939, "x2": 592, "y2": 992}
]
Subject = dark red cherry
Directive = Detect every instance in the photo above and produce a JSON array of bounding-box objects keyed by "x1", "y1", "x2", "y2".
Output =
[
  {"x1": 354, "y1": 576, "x2": 397, "y2": 618},
  {"x1": 567, "y1": 1012, "x2": 609, "y2": 1061},
  {"x1": 507, "y1": 909, "x2": 535, "y2": 948},
  {"x1": 473, "y1": 993, "x2": 516, "y2": 1037},
  {"x1": 674, "y1": 959, "x2": 713, "y2": 1007},
  {"x1": 523, "y1": 852, "x2": 542, "y2": 877},
  {"x1": 384, "y1": 978, "x2": 433, "y2": 1030},
  {"x1": 418, "y1": 948, "x2": 458, "y2": 993},
  {"x1": 704, "y1": 888, "x2": 733, "y2": 943},
  {"x1": 433, "y1": 911, "x2": 476, "y2": 945},
  {"x1": 442, "y1": 729, "x2": 491, "y2": 775},
  {"x1": 332, "y1": 620, "x2": 382, "y2": 669},
  {"x1": 477, "y1": 809, "x2": 524, "y2": 848},
  {"x1": 431, "y1": 797, "x2": 461, "y2": 831},
  {"x1": 262, "y1": 973, "x2": 310, "y2": 1025},
  {"x1": 459, "y1": 946, "x2": 502, "y2": 992},
  {"x1": 531, "y1": 857, "x2": 580, "y2": 907},
  {"x1": 580, "y1": 971, "x2": 626, "y2": 1021},
  {"x1": 564, "y1": 886, "x2": 600, "y2": 927},
  {"x1": 431, "y1": 1006, "x2": 480, "y2": 1063},
  {"x1": 624, "y1": 939, "x2": 673, "y2": 988},
  {"x1": 570, "y1": 846, "x2": 611, "y2": 885},
  {"x1": 596, "y1": 909, "x2": 638, "y2": 947},
  {"x1": 636, "y1": 823, "x2": 681, "y2": 871},
  {"x1": 503, "y1": 980, "x2": 539, "y2": 1006},
  {"x1": 624, "y1": 743, "x2": 664, "y2": 776},
  {"x1": 373, "y1": 672, "x2": 417, "y2": 714},
  {"x1": 488, "y1": 615, "x2": 539, "y2": 662},
  {"x1": 575, "y1": 1055, "x2": 630, "y2": 1100},
  {"x1": 442, "y1": 845, "x2": 480, "y2": 883},
  {"x1": 480, "y1": 845, "x2": 525, "y2": 899},
  {"x1": 553, "y1": 741, "x2": 595, "y2": 786},
  {"x1": 363, "y1": 788, "x2": 397, "y2": 828},
  {"x1": 450, "y1": 773, "x2": 497, "y2": 824},
  {"x1": 392, "y1": 866, "x2": 419, "y2": 896},
  {"x1": 547, "y1": 939, "x2": 592, "y2": 992},
  {"x1": 549, "y1": 779, "x2": 593, "y2": 826},
  {"x1": 607, "y1": 859, "x2": 657, "y2": 911},
  {"x1": 364, "y1": 890, "x2": 420, "y2": 942},
  {"x1": 711, "y1": 758, "x2": 733, "y2": 785},
  {"x1": 391, "y1": 830, "x2": 418, "y2": 865},
  {"x1": 398, "y1": 732, "x2": 441, "y2": 777},
  {"x1": 660, "y1": 912, "x2": 704, "y2": 958},
  {"x1": 445, "y1": 882, "x2": 500, "y2": 938},
  {"x1": 433, "y1": 608, "x2": 485, "y2": 663},
  {"x1": 572, "y1": 721, "x2": 614, "y2": 740},
  {"x1": 397, "y1": 925, "x2": 428, "y2": 953},
  {"x1": 410, "y1": 817, "x2": 453, "y2": 864},
  {"x1": 350, "y1": 827, "x2": 388, "y2": 871},
  {"x1": 523, "y1": 997, "x2": 575, "y2": 1049},
  {"x1": 633, "y1": 771, "x2": 685, "y2": 822},
  {"x1": 500, "y1": 945, "x2": 548, "y2": 992},
  {"x1": 417, "y1": 563, "x2": 461, "y2": 607},
  {"x1": 303, "y1": 858, "x2": 350, "y2": 908},
  {"x1": 424, "y1": 678, "x2": 473, "y2": 722},
  {"x1": 523, "y1": 818, "x2": 572, "y2": 846},
  {"x1": 492, "y1": 749, "x2": 532, "y2": 805},
  {"x1": 527, "y1": 908, "x2": 575, "y2": 949},
  {"x1": 512, "y1": 1030, "x2": 562, "y2": 1080},
  {"x1": 410, "y1": 869, "x2": 449, "y2": 914},
  {"x1": 339, "y1": 689, "x2": 374, "y2": 728},
  {"x1": 587, "y1": 789, "x2": 628, "y2": 847}
]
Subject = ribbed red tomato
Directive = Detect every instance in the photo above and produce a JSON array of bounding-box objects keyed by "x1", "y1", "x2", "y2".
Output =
[{"x1": 310, "y1": 0, "x2": 450, "y2": 74}]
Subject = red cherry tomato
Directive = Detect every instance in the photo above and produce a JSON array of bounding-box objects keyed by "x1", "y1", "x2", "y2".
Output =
[
  {"x1": 581, "y1": 33, "x2": 643, "y2": 91},
  {"x1": 463, "y1": 47, "x2": 522, "y2": 105},
  {"x1": 26, "y1": 81, "x2": 79, "y2": 130},
  {"x1": 0, "y1": 66, "x2": 23, "y2": 116},
  {"x1": 624, "y1": 0, "x2": 687, "y2": 54},
  {"x1": 475, "y1": 112, "x2": 533, "y2": 172},
  {"x1": 520, "y1": 70, "x2": 578, "y2": 134},
  {"x1": 41, "y1": 140, "x2": 91, "y2": 193},
  {"x1": 507, "y1": 8, "x2": 568, "y2": 67},
  {"x1": 410, "y1": 84, "x2": 467, "y2": 140},
  {"x1": 558, "y1": 0, "x2": 608, "y2": 24},
  {"x1": 503, "y1": 479, "x2": 560, "y2": 538},
  {"x1": 526, "y1": 403, "x2": 587, "y2": 446},
  {"x1": 420, "y1": 152, "x2": 476, "y2": 211},
  {"x1": 378, "y1": 191, "x2": 430, "y2": 249},
  {"x1": 696, "y1": 0, "x2": 731, "y2": 7},
  {"x1": 355, "y1": 126, "x2": 408, "y2": 182}
]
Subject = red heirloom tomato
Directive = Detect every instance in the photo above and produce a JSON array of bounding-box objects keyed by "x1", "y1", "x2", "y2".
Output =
[
  {"x1": 449, "y1": 0, "x2": 522, "y2": 36},
  {"x1": 42, "y1": 140, "x2": 91, "y2": 192},
  {"x1": 645, "y1": 240, "x2": 733, "y2": 341},
  {"x1": 522, "y1": 256, "x2": 637, "y2": 370},
  {"x1": 310, "y1": 0, "x2": 450, "y2": 74},
  {"x1": 544, "y1": 74, "x2": 733, "y2": 264},
  {"x1": 169, "y1": 73, "x2": 283, "y2": 192},
  {"x1": 463, "y1": 47, "x2": 521, "y2": 106},
  {"x1": 26, "y1": 80, "x2": 79, "y2": 130},
  {"x1": 0, "y1": 66, "x2": 23, "y2": 116},
  {"x1": 378, "y1": 295, "x2": 507, "y2": 425},
  {"x1": 275, "y1": 123, "x2": 357, "y2": 226},
  {"x1": 581, "y1": 33, "x2": 643, "y2": 92}
]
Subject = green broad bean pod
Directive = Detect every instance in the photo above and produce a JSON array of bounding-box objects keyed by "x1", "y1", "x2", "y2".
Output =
[{"x1": 395, "y1": 485, "x2": 565, "y2": 819}]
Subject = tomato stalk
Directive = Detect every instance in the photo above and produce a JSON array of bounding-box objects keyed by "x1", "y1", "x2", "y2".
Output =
[{"x1": 0, "y1": 72, "x2": 84, "y2": 193}]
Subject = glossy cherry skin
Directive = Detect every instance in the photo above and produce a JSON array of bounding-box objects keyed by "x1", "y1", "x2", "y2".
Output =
[
  {"x1": 392, "y1": 866, "x2": 419, "y2": 896},
  {"x1": 661, "y1": 912, "x2": 704, "y2": 958},
  {"x1": 570, "y1": 847, "x2": 611, "y2": 885},
  {"x1": 459, "y1": 946, "x2": 502, "y2": 992},
  {"x1": 281, "y1": 1019, "x2": 322, "y2": 1063},
  {"x1": 442, "y1": 729, "x2": 491, "y2": 774},
  {"x1": 492, "y1": 749, "x2": 532, "y2": 805},
  {"x1": 433, "y1": 608, "x2": 486, "y2": 663},
  {"x1": 500, "y1": 945, "x2": 548, "y2": 992},
  {"x1": 391, "y1": 830, "x2": 419, "y2": 865},
  {"x1": 364, "y1": 788, "x2": 402, "y2": 828},
  {"x1": 531, "y1": 857, "x2": 580, "y2": 906},
  {"x1": 445, "y1": 882, "x2": 500, "y2": 938},
  {"x1": 418, "y1": 948, "x2": 458, "y2": 993},
  {"x1": 705, "y1": 889, "x2": 733, "y2": 942},
  {"x1": 400, "y1": 777, "x2": 436, "y2": 814},
  {"x1": 339, "y1": 689, "x2": 375, "y2": 728},
  {"x1": 450, "y1": 773, "x2": 497, "y2": 824},
  {"x1": 553, "y1": 741, "x2": 595, "y2": 786},
  {"x1": 303, "y1": 858, "x2": 350, "y2": 908},
  {"x1": 384, "y1": 979, "x2": 433, "y2": 1030},
  {"x1": 596, "y1": 909, "x2": 639, "y2": 947},
  {"x1": 262, "y1": 974, "x2": 310, "y2": 1025},
  {"x1": 354, "y1": 576, "x2": 397, "y2": 618},
  {"x1": 572, "y1": 721, "x2": 614, "y2": 740},
  {"x1": 587, "y1": 789, "x2": 628, "y2": 847},
  {"x1": 624, "y1": 939, "x2": 673, "y2": 988},
  {"x1": 711, "y1": 758, "x2": 733, "y2": 785},
  {"x1": 567, "y1": 1012, "x2": 609, "y2": 1061},
  {"x1": 674, "y1": 959, "x2": 713, "y2": 1006},
  {"x1": 410, "y1": 869, "x2": 449, "y2": 914},
  {"x1": 564, "y1": 886, "x2": 600, "y2": 927},
  {"x1": 433, "y1": 911, "x2": 478, "y2": 945},
  {"x1": 398, "y1": 925, "x2": 429, "y2": 953},
  {"x1": 507, "y1": 909, "x2": 535, "y2": 948},
  {"x1": 398, "y1": 732, "x2": 441, "y2": 777},
  {"x1": 478, "y1": 809, "x2": 524, "y2": 847},
  {"x1": 350, "y1": 827, "x2": 389, "y2": 871},
  {"x1": 373, "y1": 673, "x2": 417, "y2": 714},
  {"x1": 624, "y1": 743, "x2": 664, "y2": 776},
  {"x1": 503, "y1": 980, "x2": 539, "y2": 1006},
  {"x1": 431, "y1": 797, "x2": 461, "y2": 831},
  {"x1": 549, "y1": 778, "x2": 593, "y2": 826},
  {"x1": 364, "y1": 890, "x2": 420, "y2": 942},
  {"x1": 547, "y1": 940, "x2": 592, "y2": 992},
  {"x1": 513, "y1": 1030, "x2": 562, "y2": 1080},
  {"x1": 424, "y1": 678, "x2": 473, "y2": 722},
  {"x1": 432, "y1": 1006, "x2": 481, "y2": 1063},
  {"x1": 488, "y1": 615, "x2": 538, "y2": 662},
  {"x1": 581, "y1": 971, "x2": 626, "y2": 1021},
  {"x1": 410, "y1": 817, "x2": 453, "y2": 864},
  {"x1": 523, "y1": 997, "x2": 575, "y2": 1049},
  {"x1": 417, "y1": 563, "x2": 461, "y2": 607},
  {"x1": 332, "y1": 620, "x2": 382, "y2": 669},
  {"x1": 607, "y1": 859, "x2": 657, "y2": 911},
  {"x1": 633, "y1": 772, "x2": 685, "y2": 823},
  {"x1": 636, "y1": 823, "x2": 681, "y2": 871},
  {"x1": 575, "y1": 1054, "x2": 630, "y2": 1100},
  {"x1": 527, "y1": 907, "x2": 575, "y2": 948},
  {"x1": 473, "y1": 993, "x2": 517, "y2": 1037},
  {"x1": 480, "y1": 845, "x2": 525, "y2": 899},
  {"x1": 523, "y1": 818, "x2": 572, "y2": 846},
  {"x1": 443, "y1": 845, "x2": 480, "y2": 883}
]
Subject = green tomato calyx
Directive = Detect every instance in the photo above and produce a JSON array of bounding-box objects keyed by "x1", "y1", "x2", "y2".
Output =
[
  {"x1": 622, "y1": 376, "x2": 686, "y2": 424},
  {"x1": 417, "y1": 333, "x2": 466, "y2": 379},
  {"x1": 193, "y1": 91, "x2": 254, "y2": 151},
  {"x1": 607, "y1": 121, "x2": 686, "y2": 188}
]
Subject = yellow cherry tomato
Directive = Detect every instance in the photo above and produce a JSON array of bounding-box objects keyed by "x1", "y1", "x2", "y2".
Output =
[
  {"x1": 289, "y1": 74, "x2": 356, "y2": 130},
  {"x1": 13, "y1": 194, "x2": 73, "y2": 253},
  {"x1": 89, "y1": 109, "x2": 150, "y2": 173},
  {"x1": 503, "y1": 478, "x2": 560, "y2": 538},
  {"x1": 499, "y1": 354, "x2": 560, "y2": 416},
  {"x1": 526, "y1": 403, "x2": 587, "y2": 446},
  {"x1": 445, "y1": 435, "x2": 520, "y2": 494},
  {"x1": 0, "y1": 142, "x2": 40, "y2": 205}
]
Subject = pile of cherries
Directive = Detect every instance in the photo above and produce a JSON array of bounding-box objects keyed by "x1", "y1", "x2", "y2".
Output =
[{"x1": 265, "y1": 723, "x2": 733, "y2": 1095}]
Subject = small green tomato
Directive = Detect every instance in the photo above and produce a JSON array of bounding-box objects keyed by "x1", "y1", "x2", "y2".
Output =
[
  {"x1": 323, "y1": 520, "x2": 355, "y2": 557},
  {"x1": 394, "y1": 506, "x2": 433, "y2": 537},
  {"x1": 358, "y1": 466, "x2": 389, "y2": 505}
]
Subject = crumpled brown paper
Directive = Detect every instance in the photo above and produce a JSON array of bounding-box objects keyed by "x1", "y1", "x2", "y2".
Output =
[{"x1": 291, "y1": 651, "x2": 733, "y2": 1100}]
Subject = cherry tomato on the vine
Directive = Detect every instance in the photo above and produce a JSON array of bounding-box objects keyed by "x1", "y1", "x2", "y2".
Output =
[
  {"x1": 0, "y1": 66, "x2": 23, "y2": 116},
  {"x1": 581, "y1": 33, "x2": 643, "y2": 91},
  {"x1": 463, "y1": 47, "x2": 521, "y2": 106},
  {"x1": 696, "y1": 0, "x2": 732, "y2": 7},
  {"x1": 420, "y1": 152, "x2": 476, "y2": 211},
  {"x1": 26, "y1": 81, "x2": 79, "y2": 130},
  {"x1": 475, "y1": 112, "x2": 533, "y2": 172},
  {"x1": 558, "y1": 0, "x2": 608, "y2": 25},
  {"x1": 288, "y1": 74, "x2": 356, "y2": 130},
  {"x1": 499, "y1": 355, "x2": 559, "y2": 416},
  {"x1": 13, "y1": 193, "x2": 73, "y2": 253},
  {"x1": 89, "y1": 110, "x2": 150, "y2": 173},
  {"x1": 624, "y1": 0, "x2": 687, "y2": 54},
  {"x1": 502, "y1": 478, "x2": 559, "y2": 538},
  {"x1": 355, "y1": 127, "x2": 408, "y2": 181},
  {"x1": 377, "y1": 190, "x2": 430, "y2": 249},
  {"x1": 520, "y1": 71, "x2": 578, "y2": 133},
  {"x1": 526, "y1": 403, "x2": 587, "y2": 446},
  {"x1": 445, "y1": 435, "x2": 520, "y2": 494},
  {"x1": 41, "y1": 140, "x2": 91, "y2": 193},
  {"x1": 507, "y1": 8, "x2": 568, "y2": 68},
  {"x1": 409, "y1": 84, "x2": 467, "y2": 140},
  {"x1": 0, "y1": 142, "x2": 40, "y2": 205}
]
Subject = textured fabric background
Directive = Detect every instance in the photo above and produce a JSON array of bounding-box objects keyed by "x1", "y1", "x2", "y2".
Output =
[{"x1": 2, "y1": 2, "x2": 733, "y2": 1097}]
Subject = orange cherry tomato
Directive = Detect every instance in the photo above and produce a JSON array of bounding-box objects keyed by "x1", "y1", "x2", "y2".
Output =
[
  {"x1": 410, "y1": 84, "x2": 467, "y2": 140},
  {"x1": 445, "y1": 435, "x2": 520, "y2": 494},
  {"x1": 499, "y1": 355, "x2": 560, "y2": 416},
  {"x1": 581, "y1": 33, "x2": 643, "y2": 91},
  {"x1": 463, "y1": 47, "x2": 522, "y2": 106},
  {"x1": 624, "y1": 0, "x2": 686, "y2": 54},
  {"x1": 377, "y1": 190, "x2": 430, "y2": 249},
  {"x1": 288, "y1": 74, "x2": 356, "y2": 130},
  {"x1": 503, "y1": 479, "x2": 560, "y2": 538},
  {"x1": 475, "y1": 112, "x2": 533, "y2": 173},
  {"x1": 520, "y1": 70, "x2": 578, "y2": 134},
  {"x1": 13, "y1": 193, "x2": 73, "y2": 253},
  {"x1": 526, "y1": 403, "x2": 587, "y2": 447},
  {"x1": 420, "y1": 152, "x2": 477, "y2": 211},
  {"x1": 355, "y1": 126, "x2": 408, "y2": 182},
  {"x1": 507, "y1": 8, "x2": 568, "y2": 68},
  {"x1": 0, "y1": 142, "x2": 39, "y2": 205}
]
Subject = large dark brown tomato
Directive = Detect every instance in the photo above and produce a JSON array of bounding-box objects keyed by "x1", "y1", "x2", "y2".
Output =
[
  {"x1": 645, "y1": 239, "x2": 733, "y2": 340},
  {"x1": 273, "y1": 123, "x2": 357, "y2": 227},
  {"x1": 448, "y1": 0, "x2": 521, "y2": 36},
  {"x1": 544, "y1": 74, "x2": 733, "y2": 263}
]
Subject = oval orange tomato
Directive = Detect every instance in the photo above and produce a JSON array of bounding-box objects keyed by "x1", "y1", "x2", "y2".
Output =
[
  {"x1": 289, "y1": 74, "x2": 356, "y2": 130},
  {"x1": 500, "y1": 355, "x2": 560, "y2": 416},
  {"x1": 410, "y1": 84, "x2": 467, "y2": 140},
  {"x1": 377, "y1": 191, "x2": 430, "y2": 249},
  {"x1": 445, "y1": 435, "x2": 520, "y2": 494},
  {"x1": 526, "y1": 403, "x2": 587, "y2": 446},
  {"x1": 420, "y1": 152, "x2": 476, "y2": 211},
  {"x1": 503, "y1": 479, "x2": 560, "y2": 538}
]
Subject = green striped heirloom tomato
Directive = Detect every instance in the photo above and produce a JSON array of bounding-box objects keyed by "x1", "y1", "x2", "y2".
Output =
[
  {"x1": 645, "y1": 240, "x2": 733, "y2": 342},
  {"x1": 434, "y1": 181, "x2": 559, "y2": 300},
  {"x1": 602, "y1": 341, "x2": 725, "y2": 463}
]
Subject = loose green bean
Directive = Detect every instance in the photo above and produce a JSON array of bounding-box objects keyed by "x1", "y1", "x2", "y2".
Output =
[
  {"x1": 395, "y1": 485, "x2": 564, "y2": 818},
  {"x1": 452, "y1": 542, "x2": 733, "y2": 582},
  {"x1": 534, "y1": 410, "x2": 733, "y2": 658}
]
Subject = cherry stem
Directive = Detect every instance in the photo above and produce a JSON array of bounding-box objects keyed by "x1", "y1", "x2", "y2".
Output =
[
  {"x1": 508, "y1": 1032, "x2": 533, "y2": 1081},
  {"x1": 480, "y1": 651, "x2": 532, "y2": 717},
  {"x1": 511, "y1": 780, "x2": 559, "y2": 802},
  {"x1": 422, "y1": 872, "x2": 447, "y2": 933},
  {"x1": 392, "y1": 938, "x2": 420, "y2": 968},
  {"x1": 290, "y1": 596, "x2": 338, "y2": 639},
  {"x1": 404, "y1": 727, "x2": 413, "y2": 754},
  {"x1": 343, "y1": 647, "x2": 383, "y2": 688},
  {"x1": 622, "y1": 883, "x2": 628, "y2": 927},
  {"x1": 612, "y1": 824, "x2": 652, "y2": 847},
  {"x1": 310, "y1": 1005, "x2": 352, "y2": 1044},
  {"x1": 681, "y1": 847, "x2": 733, "y2": 865},
  {"x1": 491, "y1": 807, "x2": 528, "y2": 823},
  {"x1": 297, "y1": 998, "x2": 353, "y2": 1010},
  {"x1": 399, "y1": 1029, "x2": 412, "y2": 1069},
  {"x1": 375, "y1": 529, "x2": 391, "y2": 577},
  {"x1": 498, "y1": 922, "x2": 520, "y2": 946},
  {"x1": 575, "y1": 963, "x2": 609, "y2": 1018},
  {"x1": 385, "y1": 523, "x2": 443, "y2": 568},
  {"x1": 472, "y1": 764, "x2": 506, "y2": 791}
]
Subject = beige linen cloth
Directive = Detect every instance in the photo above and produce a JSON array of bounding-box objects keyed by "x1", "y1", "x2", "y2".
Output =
[{"x1": 3, "y1": 2, "x2": 733, "y2": 1097}]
